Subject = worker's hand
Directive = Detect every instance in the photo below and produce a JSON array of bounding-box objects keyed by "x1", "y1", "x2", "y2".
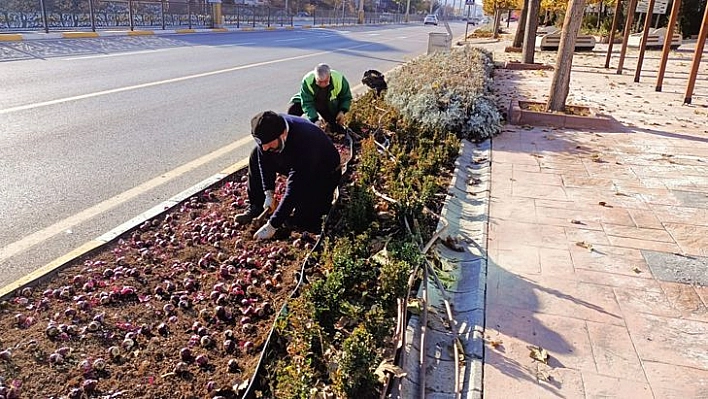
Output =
[
  {"x1": 263, "y1": 190, "x2": 276, "y2": 212},
  {"x1": 254, "y1": 221, "x2": 277, "y2": 240},
  {"x1": 336, "y1": 111, "x2": 346, "y2": 125}
]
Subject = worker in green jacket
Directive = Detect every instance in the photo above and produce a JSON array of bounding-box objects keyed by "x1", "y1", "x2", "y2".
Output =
[{"x1": 287, "y1": 63, "x2": 352, "y2": 131}]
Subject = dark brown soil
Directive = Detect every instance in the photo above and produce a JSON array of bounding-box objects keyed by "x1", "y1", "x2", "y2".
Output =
[{"x1": 0, "y1": 140, "x2": 351, "y2": 399}]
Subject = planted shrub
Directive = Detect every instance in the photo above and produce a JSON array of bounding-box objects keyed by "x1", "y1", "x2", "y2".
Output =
[
  {"x1": 385, "y1": 45, "x2": 501, "y2": 141},
  {"x1": 333, "y1": 326, "x2": 380, "y2": 397}
]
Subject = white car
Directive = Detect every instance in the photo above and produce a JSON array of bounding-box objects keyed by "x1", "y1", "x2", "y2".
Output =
[{"x1": 423, "y1": 14, "x2": 438, "y2": 25}]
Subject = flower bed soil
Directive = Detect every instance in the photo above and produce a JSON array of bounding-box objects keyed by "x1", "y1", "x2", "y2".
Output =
[{"x1": 0, "y1": 141, "x2": 351, "y2": 399}]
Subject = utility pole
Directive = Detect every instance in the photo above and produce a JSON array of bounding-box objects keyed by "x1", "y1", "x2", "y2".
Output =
[{"x1": 358, "y1": 0, "x2": 364, "y2": 24}]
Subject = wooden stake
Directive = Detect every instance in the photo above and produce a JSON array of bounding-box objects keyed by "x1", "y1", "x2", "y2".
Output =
[
  {"x1": 656, "y1": 0, "x2": 682, "y2": 91},
  {"x1": 634, "y1": 0, "x2": 655, "y2": 82},
  {"x1": 617, "y1": 0, "x2": 638, "y2": 74},
  {"x1": 604, "y1": 0, "x2": 623, "y2": 68},
  {"x1": 684, "y1": 2, "x2": 708, "y2": 104}
]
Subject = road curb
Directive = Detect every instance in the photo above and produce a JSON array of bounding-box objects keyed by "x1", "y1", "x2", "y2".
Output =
[
  {"x1": 0, "y1": 23, "x2": 387, "y2": 41},
  {"x1": 397, "y1": 138, "x2": 491, "y2": 398},
  {"x1": 0, "y1": 157, "x2": 249, "y2": 300}
]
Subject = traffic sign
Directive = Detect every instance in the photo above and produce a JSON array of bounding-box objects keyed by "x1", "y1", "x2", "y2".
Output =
[{"x1": 635, "y1": 0, "x2": 669, "y2": 14}]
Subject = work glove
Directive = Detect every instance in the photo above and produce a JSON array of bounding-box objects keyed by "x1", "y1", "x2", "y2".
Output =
[
  {"x1": 335, "y1": 111, "x2": 346, "y2": 125},
  {"x1": 254, "y1": 221, "x2": 277, "y2": 240},
  {"x1": 263, "y1": 190, "x2": 275, "y2": 212}
]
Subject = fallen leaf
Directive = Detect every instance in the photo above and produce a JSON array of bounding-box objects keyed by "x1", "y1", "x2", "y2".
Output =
[
  {"x1": 529, "y1": 346, "x2": 549, "y2": 364},
  {"x1": 488, "y1": 339, "x2": 503, "y2": 349},
  {"x1": 442, "y1": 236, "x2": 465, "y2": 252},
  {"x1": 632, "y1": 267, "x2": 642, "y2": 274},
  {"x1": 570, "y1": 219, "x2": 585, "y2": 225},
  {"x1": 472, "y1": 157, "x2": 488, "y2": 165},
  {"x1": 598, "y1": 201, "x2": 613, "y2": 208},
  {"x1": 615, "y1": 192, "x2": 630, "y2": 197},
  {"x1": 374, "y1": 359, "x2": 407, "y2": 383},
  {"x1": 576, "y1": 241, "x2": 593, "y2": 251},
  {"x1": 536, "y1": 367, "x2": 552, "y2": 382},
  {"x1": 407, "y1": 300, "x2": 421, "y2": 315}
]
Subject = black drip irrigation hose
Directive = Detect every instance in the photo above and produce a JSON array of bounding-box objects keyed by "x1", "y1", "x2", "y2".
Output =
[{"x1": 241, "y1": 128, "x2": 355, "y2": 398}]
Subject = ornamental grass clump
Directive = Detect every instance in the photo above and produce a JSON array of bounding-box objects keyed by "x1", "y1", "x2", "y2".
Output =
[{"x1": 385, "y1": 45, "x2": 501, "y2": 141}]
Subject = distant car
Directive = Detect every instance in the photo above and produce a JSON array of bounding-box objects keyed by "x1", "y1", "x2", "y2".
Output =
[
  {"x1": 379, "y1": 12, "x2": 394, "y2": 22},
  {"x1": 296, "y1": 11, "x2": 310, "y2": 17},
  {"x1": 423, "y1": 14, "x2": 438, "y2": 25}
]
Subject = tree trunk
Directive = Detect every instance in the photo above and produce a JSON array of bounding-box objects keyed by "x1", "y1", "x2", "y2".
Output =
[
  {"x1": 493, "y1": 8, "x2": 502, "y2": 38},
  {"x1": 522, "y1": 0, "x2": 540, "y2": 63},
  {"x1": 547, "y1": 0, "x2": 586, "y2": 111},
  {"x1": 513, "y1": 0, "x2": 530, "y2": 47}
]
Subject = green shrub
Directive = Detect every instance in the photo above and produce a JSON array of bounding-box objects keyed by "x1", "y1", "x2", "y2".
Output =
[{"x1": 333, "y1": 326, "x2": 380, "y2": 397}]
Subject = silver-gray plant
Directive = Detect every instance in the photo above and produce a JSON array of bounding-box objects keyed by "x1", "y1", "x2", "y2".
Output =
[{"x1": 385, "y1": 45, "x2": 501, "y2": 141}]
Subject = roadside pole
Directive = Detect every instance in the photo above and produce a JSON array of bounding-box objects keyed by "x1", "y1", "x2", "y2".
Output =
[{"x1": 209, "y1": 0, "x2": 223, "y2": 28}]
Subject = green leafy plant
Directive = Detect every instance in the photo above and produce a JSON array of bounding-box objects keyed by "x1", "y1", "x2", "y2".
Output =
[{"x1": 332, "y1": 326, "x2": 380, "y2": 397}]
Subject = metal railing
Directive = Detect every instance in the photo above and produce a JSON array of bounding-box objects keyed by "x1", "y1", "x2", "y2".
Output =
[{"x1": 0, "y1": 0, "x2": 414, "y2": 33}]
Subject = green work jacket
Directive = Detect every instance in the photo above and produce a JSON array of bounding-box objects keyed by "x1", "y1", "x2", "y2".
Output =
[{"x1": 291, "y1": 70, "x2": 352, "y2": 122}]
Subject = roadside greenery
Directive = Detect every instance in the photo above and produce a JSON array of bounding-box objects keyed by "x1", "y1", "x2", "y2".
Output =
[{"x1": 265, "y1": 45, "x2": 501, "y2": 397}]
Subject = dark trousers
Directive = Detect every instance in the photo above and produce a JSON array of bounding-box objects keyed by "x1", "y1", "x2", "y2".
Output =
[
  {"x1": 287, "y1": 101, "x2": 337, "y2": 126},
  {"x1": 247, "y1": 148, "x2": 341, "y2": 232}
]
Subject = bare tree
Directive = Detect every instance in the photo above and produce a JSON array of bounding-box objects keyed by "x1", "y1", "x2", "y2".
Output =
[{"x1": 546, "y1": 0, "x2": 586, "y2": 111}]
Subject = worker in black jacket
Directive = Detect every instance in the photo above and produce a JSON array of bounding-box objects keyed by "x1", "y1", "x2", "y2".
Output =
[{"x1": 236, "y1": 111, "x2": 341, "y2": 240}]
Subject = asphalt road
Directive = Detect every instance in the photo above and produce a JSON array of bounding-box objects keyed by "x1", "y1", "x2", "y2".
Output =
[{"x1": 0, "y1": 22, "x2": 467, "y2": 288}]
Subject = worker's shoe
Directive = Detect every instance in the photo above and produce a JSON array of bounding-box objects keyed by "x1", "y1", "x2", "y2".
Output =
[{"x1": 234, "y1": 207, "x2": 261, "y2": 224}]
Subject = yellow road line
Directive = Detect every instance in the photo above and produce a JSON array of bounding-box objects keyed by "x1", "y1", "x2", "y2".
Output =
[
  {"x1": 128, "y1": 30, "x2": 154, "y2": 36},
  {"x1": 0, "y1": 34, "x2": 23, "y2": 41},
  {"x1": 62, "y1": 32, "x2": 100, "y2": 38},
  {"x1": 0, "y1": 135, "x2": 253, "y2": 263}
]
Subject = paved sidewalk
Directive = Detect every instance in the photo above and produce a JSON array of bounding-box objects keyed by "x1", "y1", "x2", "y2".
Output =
[{"x1": 475, "y1": 39, "x2": 708, "y2": 398}]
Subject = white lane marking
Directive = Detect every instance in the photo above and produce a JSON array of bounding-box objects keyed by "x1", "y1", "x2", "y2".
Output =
[
  {"x1": 62, "y1": 48, "x2": 171, "y2": 60},
  {"x1": 0, "y1": 46, "x2": 345, "y2": 115},
  {"x1": 0, "y1": 135, "x2": 253, "y2": 263},
  {"x1": 274, "y1": 38, "x2": 306, "y2": 42}
]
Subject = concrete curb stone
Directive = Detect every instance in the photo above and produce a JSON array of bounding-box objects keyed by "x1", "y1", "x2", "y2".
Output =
[{"x1": 397, "y1": 138, "x2": 491, "y2": 398}]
